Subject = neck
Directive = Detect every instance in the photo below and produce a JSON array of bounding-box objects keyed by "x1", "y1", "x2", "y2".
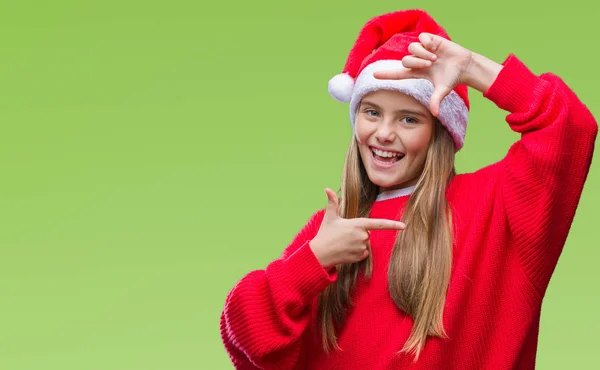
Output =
[{"x1": 376, "y1": 185, "x2": 416, "y2": 201}]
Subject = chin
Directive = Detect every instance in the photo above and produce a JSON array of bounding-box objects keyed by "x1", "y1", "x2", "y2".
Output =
[
  {"x1": 367, "y1": 172, "x2": 405, "y2": 190},
  {"x1": 366, "y1": 169, "x2": 418, "y2": 191}
]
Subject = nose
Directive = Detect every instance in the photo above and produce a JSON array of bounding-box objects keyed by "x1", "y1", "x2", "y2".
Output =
[{"x1": 375, "y1": 120, "x2": 396, "y2": 143}]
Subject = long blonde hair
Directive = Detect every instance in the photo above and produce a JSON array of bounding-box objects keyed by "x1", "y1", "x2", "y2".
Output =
[{"x1": 316, "y1": 118, "x2": 456, "y2": 361}]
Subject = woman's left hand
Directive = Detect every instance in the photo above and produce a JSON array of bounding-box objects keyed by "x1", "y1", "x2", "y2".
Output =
[{"x1": 373, "y1": 32, "x2": 473, "y2": 117}]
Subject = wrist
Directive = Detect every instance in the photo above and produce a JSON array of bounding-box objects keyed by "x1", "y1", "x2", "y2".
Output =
[
  {"x1": 462, "y1": 52, "x2": 504, "y2": 93},
  {"x1": 309, "y1": 239, "x2": 334, "y2": 271}
]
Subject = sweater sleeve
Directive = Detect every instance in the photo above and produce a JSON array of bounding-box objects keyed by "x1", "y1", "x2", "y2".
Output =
[
  {"x1": 220, "y1": 209, "x2": 336, "y2": 369},
  {"x1": 483, "y1": 55, "x2": 598, "y2": 294}
]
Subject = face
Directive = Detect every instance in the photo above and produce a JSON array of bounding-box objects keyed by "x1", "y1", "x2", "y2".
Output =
[{"x1": 355, "y1": 89, "x2": 435, "y2": 192}]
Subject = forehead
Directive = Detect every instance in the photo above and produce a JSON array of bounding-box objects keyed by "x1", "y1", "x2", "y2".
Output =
[
  {"x1": 360, "y1": 90, "x2": 430, "y2": 115},
  {"x1": 362, "y1": 89, "x2": 421, "y2": 104}
]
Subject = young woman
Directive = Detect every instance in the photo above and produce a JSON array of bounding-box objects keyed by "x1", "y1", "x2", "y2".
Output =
[{"x1": 220, "y1": 9, "x2": 597, "y2": 370}]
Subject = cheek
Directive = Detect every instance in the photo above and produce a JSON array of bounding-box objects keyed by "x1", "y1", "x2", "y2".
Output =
[
  {"x1": 404, "y1": 128, "x2": 432, "y2": 156},
  {"x1": 354, "y1": 119, "x2": 372, "y2": 143}
]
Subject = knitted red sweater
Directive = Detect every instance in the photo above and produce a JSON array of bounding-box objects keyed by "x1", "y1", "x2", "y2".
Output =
[{"x1": 220, "y1": 55, "x2": 597, "y2": 369}]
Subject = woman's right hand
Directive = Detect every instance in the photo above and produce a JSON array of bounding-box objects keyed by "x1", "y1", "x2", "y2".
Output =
[{"x1": 309, "y1": 188, "x2": 406, "y2": 270}]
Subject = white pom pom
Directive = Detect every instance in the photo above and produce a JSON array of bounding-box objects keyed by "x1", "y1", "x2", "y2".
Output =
[{"x1": 328, "y1": 73, "x2": 355, "y2": 103}]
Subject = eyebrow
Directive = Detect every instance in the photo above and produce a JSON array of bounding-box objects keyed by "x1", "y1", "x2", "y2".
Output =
[{"x1": 360, "y1": 101, "x2": 429, "y2": 118}]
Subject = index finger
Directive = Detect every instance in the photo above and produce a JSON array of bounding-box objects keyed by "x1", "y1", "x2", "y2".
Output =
[
  {"x1": 373, "y1": 68, "x2": 413, "y2": 80},
  {"x1": 355, "y1": 218, "x2": 406, "y2": 230}
]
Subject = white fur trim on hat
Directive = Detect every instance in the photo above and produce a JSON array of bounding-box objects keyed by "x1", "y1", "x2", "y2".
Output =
[
  {"x1": 328, "y1": 73, "x2": 355, "y2": 103},
  {"x1": 348, "y1": 60, "x2": 468, "y2": 151}
]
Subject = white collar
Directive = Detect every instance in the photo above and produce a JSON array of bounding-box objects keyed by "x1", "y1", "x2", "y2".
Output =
[{"x1": 375, "y1": 185, "x2": 416, "y2": 201}]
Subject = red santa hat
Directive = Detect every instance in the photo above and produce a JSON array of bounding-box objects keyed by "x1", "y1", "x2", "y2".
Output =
[{"x1": 328, "y1": 9, "x2": 470, "y2": 151}]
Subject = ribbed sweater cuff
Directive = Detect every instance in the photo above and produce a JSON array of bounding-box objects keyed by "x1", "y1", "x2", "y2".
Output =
[
  {"x1": 273, "y1": 241, "x2": 337, "y2": 303},
  {"x1": 483, "y1": 54, "x2": 540, "y2": 114}
]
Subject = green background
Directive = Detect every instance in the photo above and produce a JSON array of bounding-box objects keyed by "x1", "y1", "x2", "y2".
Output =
[{"x1": 1, "y1": 1, "x2": 598, "y2": 369}]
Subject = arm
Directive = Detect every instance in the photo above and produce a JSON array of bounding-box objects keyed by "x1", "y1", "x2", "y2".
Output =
[
  {"x1": 220, "y1": 210, "x2": 336, "y2": 369},
  {"x1": 374, "y1": 34, "x2": 598, "y2": 294},
  {"x1": 470, "y1": 53, "x2": 598, "y2": 294}
]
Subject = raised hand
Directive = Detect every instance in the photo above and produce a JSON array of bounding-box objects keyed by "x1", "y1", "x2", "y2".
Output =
[
  {"x1": 309, "y1": 188, "x2": 406, "y2": 270},
  {"x1": 373, "y1": 32, "x2": 474, "y2": 117}
]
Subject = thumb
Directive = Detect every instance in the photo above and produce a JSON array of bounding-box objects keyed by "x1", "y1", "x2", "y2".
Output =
[
  {"x1": 429, "y1": 85, "x2": 451, "y2": 117},
  {"x1": 323, "y1": 188, "x2": 340, "y2": 220}
]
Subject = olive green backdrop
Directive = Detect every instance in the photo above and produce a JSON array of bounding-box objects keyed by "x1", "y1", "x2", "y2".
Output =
[{"x1": 1, "y1": 1, "x2": 598, "y2": 369}]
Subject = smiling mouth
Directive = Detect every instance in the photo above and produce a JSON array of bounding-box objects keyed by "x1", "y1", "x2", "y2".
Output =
[{"x1": 371, "y1": 147, "x2": 405, "y2": 166}]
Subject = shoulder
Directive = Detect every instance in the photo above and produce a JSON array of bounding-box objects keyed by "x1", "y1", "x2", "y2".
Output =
[
  {"x1": 449, "y1": 160, "x2": 504, "y2": 195},
  {"x1": 446, "y1": 160, "x2": 509, "y2": 216}
]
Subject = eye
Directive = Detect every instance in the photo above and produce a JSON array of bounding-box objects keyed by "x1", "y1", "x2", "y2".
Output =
[
  {"x1": 401, "y1": 116, "x2": 419, "y2": 125},
  {"x1": 364, "y1": 109, "x2": 380, "y2": 117}
]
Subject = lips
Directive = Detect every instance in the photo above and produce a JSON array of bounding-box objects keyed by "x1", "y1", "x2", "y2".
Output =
[
  {"x1": 371, "y1": 147, "x2": 405, "y2": 158},
  {"x1": 370, "y1": 146, "x2": 405, "y2": 168}
]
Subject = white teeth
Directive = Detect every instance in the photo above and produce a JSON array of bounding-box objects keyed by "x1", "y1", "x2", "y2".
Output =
[{"x1": 373, "y1": 148, "x2": 403, "y2": 158}]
